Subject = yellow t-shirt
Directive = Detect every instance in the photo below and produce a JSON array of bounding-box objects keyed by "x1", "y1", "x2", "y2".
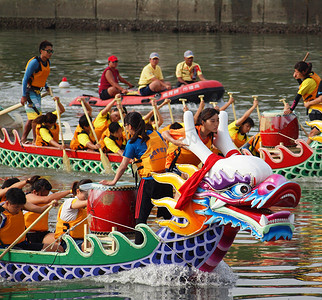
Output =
[
  {"x1": 175, "y1": 61, "x2": 202, "y2": 81},
  {"x1": 138, "y1": 63, "x2": 164, "y2": 90},
  {"x1": 78, "y1": 133, "x2": 91, "y2": 148},
  {"x1": 38, "y1": 111, "x2": 59, "y2": 143},
  {"x1": 228, "y1": 121, "x2": 249, "y2": 148},
  {"x1": 103, "y1": 136, "x2": 124, "y2": 153}
]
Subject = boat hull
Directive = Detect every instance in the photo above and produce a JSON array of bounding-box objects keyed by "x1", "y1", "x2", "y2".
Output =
[
  {"x1": 0, "y1": 128, "x2": 130, "y2": 175},
  {"x1": 69, "y1": 80, "x2": 225, "y2": 107}
]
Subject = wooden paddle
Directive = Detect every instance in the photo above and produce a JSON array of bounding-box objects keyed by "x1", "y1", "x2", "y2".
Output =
[
  {"x1": 252, "y1": 95, "x2": 261, "y2": 120},
  {"x1": 0, "y1": 103, "x2": 23, "y2": 116},
  {"x1": 209, "y1": 102, "x2": 218, "y2": 108},
  {"x1": 228, "y1": 92, "x2": 237, "y2": 121},
  {"x1": 279, "y1": 98, "x2": 309, "y2": 137},
  {"x1": 166, "y1": 99, "x2": 174, "y2": 124},
  {"x1": 80, "y1": 98, "x2": 113, "y2": 174},
  {"x1": 115, "y1": 95, "x2": 128, "y2": 140},
  {"x1": 49, "y1": 89, "x2": 72, "y2": 172},
  {"x1": 179, "y1": 98, "x2": 187, "y2": 109},
  {"x1": 303, "y1": 52, "x2": 309, "y2": 62},
  {"x1": 0, "y1": 204, "x2": 54, "y2": 260},
  {"x1": 150, "y1": 98, "x2": 159, "y2": 131}
]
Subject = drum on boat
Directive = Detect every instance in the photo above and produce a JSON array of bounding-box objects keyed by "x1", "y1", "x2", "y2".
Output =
[
  {"x1": 260, "y1": 110, "x2": 299, "y2": 147},
  {"x1": 83, "y1": 182, "x2": 137, "y2": 234}
]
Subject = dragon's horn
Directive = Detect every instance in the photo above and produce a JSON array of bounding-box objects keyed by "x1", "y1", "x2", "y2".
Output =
[
  {"x1": 214, "y1": 111, "x2": 239, "y2": 156},
  {"x1": 182, "y1": 111, "x2": 212, "y2": 164}
]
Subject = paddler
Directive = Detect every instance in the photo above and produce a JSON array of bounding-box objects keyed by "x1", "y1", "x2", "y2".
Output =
[
  {"x1": 228, "y1": 97, "x2": 258, "y2": 148},
  {"x1": 138, "y1": 52, "x2": 172, "y2": 96},
  {"x1": 55, "y1": 179, "x2": 93, "y2": 251},
  {"x1": 284, "y1": 61, "x2": 322, "y2": 144},
  {"x1": 98, "y1": 55, "x2": 134, "y2": 100},
  {"x1": 33, "y1": 97, "x2": 65, "y2": 149},
  {"x1": 161, "y1": 108, "x2": 220, "y2": 174},
  {"x1": 20, "y1": 40, "x2": 53, "y2": 144},
  {"x1": 100, "y1": 111, "x2": 172, "y2": 245},
  {"x1": 0, "y1": 188, "x2": 62, "y2": 252},
  {"x1": 99, "y1": 122, "x2": 126, "y2": 156}
]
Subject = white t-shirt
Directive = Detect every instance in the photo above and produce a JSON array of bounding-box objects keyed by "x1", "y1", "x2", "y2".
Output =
[{"x1": 59, "y1": 198, "x2": 79, "y2": 222}]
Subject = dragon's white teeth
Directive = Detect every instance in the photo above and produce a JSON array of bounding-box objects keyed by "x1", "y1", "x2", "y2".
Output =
[
  {"x1": 288, "y1": 214, "x2": 295, "y2": 224},
  {"x1": 260, "y1": 215, "x2": 269, "y2": 226},
  {"x1": 210, "y1": 199, "x2": 226, "y2": 210}
]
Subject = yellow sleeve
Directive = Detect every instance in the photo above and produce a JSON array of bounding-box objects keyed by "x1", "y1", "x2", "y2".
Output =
[
  {"x1": 93, "y1": 111, "x2": 109, "y2": 128},
  {"x1": 78, "y1": 133, "x2": 91, "y2": 147},
  {"x1": 39, "y1": 127, "x2": 53, "y2": 143},
  {"x1": 104, "y1": 137, "x2": 120, "y2": 153},
  {"x1": 298, "y1": 78, "x2": 317, "y2": 96},
  {"x1": 176, "y1": 62, "x2": 184, "y2": 78}
]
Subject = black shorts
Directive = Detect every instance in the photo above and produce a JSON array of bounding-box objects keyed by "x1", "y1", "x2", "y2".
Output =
[
  {"x1": 139, "y1": 85, "x2": 154, "y2": 96},
  {"x1": 100, "y1": 89, "x2": 113, "y2": 100},
  {"x1": 309, "y1": 109, "x2": 322, "y2": 121},
  {"x1": 26, "y1": 231, "x2": 51, "y2": 244}
]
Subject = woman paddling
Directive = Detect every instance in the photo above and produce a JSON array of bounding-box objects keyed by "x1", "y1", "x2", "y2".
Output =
[
  {"x1": 100, "y1": 111, "x2": 172, "y2": 245},
  {"x1": 284, "y1": 61, "x2": 322, "y2": 143}
]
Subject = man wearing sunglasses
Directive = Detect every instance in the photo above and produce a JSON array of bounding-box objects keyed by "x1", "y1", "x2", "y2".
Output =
[
  {"x1": 99, "y1": 55, "x2": 134, "y2": 100},
  {"x1": 20, "y1": 40, "x2": 53, "y2": 143}
]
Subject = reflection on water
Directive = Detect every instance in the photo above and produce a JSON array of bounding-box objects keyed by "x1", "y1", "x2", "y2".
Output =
[{"x1": 0, "y1": 30, "x2": 321, "y2": 299}]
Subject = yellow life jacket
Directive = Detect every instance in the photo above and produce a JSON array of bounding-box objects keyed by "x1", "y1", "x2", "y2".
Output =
[
  {"x1": 70, "y1": 125, "x2": 96, "y2": 150},
  {"x1": 25, "y1": 56, "x2": 50, "y2": 88},
  {"x1": 54, "y1": 199, "x2": 87, "y2": 239},
  {"x1": 135, "y1": 131, "x2": 168, "y2": 178},
  {"x1": 302, "y1": 72, "x2": 322, "y2": 112},
  {"x1": 230, "y1": 130, "x2": 248, "y2": 148},
  {"x1": 99, "y1": 129, "x2": 126, "y2": 153},
  {"x1": 93, "y1": 115, "x2": 111, "y2": 141},
  {"x1": 24, "y1": 203, "x2": 48, "y2": 231},
  {"x1": 35, "y1": 123, "x2": 60, "y2": 146},
  {"x1": 0, "y1": 206, "x2": 25, "y2": 245}
]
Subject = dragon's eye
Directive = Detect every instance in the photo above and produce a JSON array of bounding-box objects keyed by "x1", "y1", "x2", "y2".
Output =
[{"x1": 230, "y1": 183, "x2": 252, "y2": 197}]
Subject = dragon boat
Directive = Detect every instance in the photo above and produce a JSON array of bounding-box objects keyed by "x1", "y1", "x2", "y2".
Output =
[
  {"x1": 0, "y1": 128, "x2": 130, "y2": 175},
  {"x1": 69, "y1": 80, "x2": 225, "y2": 107},
  {"x1": 0, "y1": 111, "x2": 301, "y2": 282},
  {"x1": 242, "y1": 110, "x2": 322, "y2": 179}
]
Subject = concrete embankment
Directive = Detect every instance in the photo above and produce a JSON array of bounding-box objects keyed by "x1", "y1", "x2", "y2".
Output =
[{"x1": 0, "y1": 0, "x2": 321, "y2": 33}]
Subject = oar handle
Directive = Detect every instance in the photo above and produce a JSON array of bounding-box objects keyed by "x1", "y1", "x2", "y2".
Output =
[
  {"x1": 179, "y1": 98, "x2": 187, "y2": 108},
  {"x1": 0, "y1": 103, "x2": 23, "y2": 116},
  {"x1": 228, "y1": 92, "x2": 236, "y2": 121},
  {"x1": 252, "y1": 95, "x2": 261, "y2": 120},
  {"x1": 115, "y1": 96, "x2": 128, "y2": 140},
  {"x1": 279, "y1": 98, "x2": 287, "y2": 106},
  {"x1": 303, "y1": 52, "x2": 309, "y2": 62},
  {"x1": 209, "y1": 102, "x2": 218, "y2": 108},
  {"x1": 167, "y1": 99, "x2": 174, "y2": 124},
  {"x1": 150, "y1": 98, "x2": 159, "y2": 131},
  {"x1": 0, "y1": 204, "x2": 53, "y2": 260}
]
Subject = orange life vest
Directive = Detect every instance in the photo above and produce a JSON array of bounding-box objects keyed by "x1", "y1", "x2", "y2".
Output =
[
  {"x1": 93, "y1": 116, "x2": 111, "y2": 141},
  {"x1": 135, "y1": 131, "x2": 168, "y2": 178},
  {"x1": 35, "y1": 123, "x2": 60, "y2": 146},
  {"x1": 165, "y1": 126, "x2": 212, "y2": 168},
  {"x1": 0, "y1": 206, "x2": 25, "y2": 245},
  {"x1": 25, "y1": 56, "x2": 50, "y2": 88},
  {"x1": 70, "y1": 125, "x2": 96, "y2": 150},
  {"x1": 302, "y1": 72, "x2": 322, "y2": 111},
  {"x1": 24, "y1": 204, "x2": 48, "y2": 232},
  {"x1": 99, "y1": 129, "x2": 126, "y2": 153},
  {"x1": 54, "y1": 199, "x2": 88, "y2": 239}
]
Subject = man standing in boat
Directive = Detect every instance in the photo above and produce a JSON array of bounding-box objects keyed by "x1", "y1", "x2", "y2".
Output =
[
  {"x1": 20, "y1": 40, "x2": 53, "y2": 144},
  {"x1": 138, "y1": 52, "x2": 172, "y2": 96},
  {"x1": 98, "y1": 55, "x2": 134, "y2": 100},
  {"x1": 175, "y1": 50, "x2": 206, "y2": 87}
]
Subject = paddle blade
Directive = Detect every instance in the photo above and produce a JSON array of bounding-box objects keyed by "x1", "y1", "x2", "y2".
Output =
[
  {"x1": 99, "y1": 149, "x2": 113, "y2": 174},
  {"x1": 63, "y1": 150, "x2": 72, "y2": 173}
]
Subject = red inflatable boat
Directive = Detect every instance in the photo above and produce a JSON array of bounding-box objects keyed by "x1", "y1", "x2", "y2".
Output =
[{"x1": 69, "y1": 80, "x2": 225, "y2": 107}]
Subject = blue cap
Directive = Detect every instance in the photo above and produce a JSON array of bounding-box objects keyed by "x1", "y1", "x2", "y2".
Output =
[
  {"x1": 149, "y1": 52, "x2": 160, "y2": 59},
  {"x1": 184, "y1": 50, "x2": 194, "y2": 58}
]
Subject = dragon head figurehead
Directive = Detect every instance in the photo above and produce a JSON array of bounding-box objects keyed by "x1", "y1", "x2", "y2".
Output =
[{"x1": 153, "y1": 110, "x2": 301, "y2": 243}]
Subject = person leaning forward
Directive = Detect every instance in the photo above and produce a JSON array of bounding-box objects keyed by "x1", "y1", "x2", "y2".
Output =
[
  {"x1": 138, "y1": 52, "x2": 172, "y2": 96},
  {"x1": 175, "y1": 50, "x2": 206, "y2": 87},
  {"x1": 20, "y1": 40, "x2": 53, "y2": 144},
  {"x1": 99, "y1": 55, "x2": 134, "y2": 100}
]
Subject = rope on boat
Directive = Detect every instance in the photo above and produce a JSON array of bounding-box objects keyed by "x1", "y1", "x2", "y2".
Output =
[{"x1": 90, "y1": 215, "x2": 138, "y2": 232}]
